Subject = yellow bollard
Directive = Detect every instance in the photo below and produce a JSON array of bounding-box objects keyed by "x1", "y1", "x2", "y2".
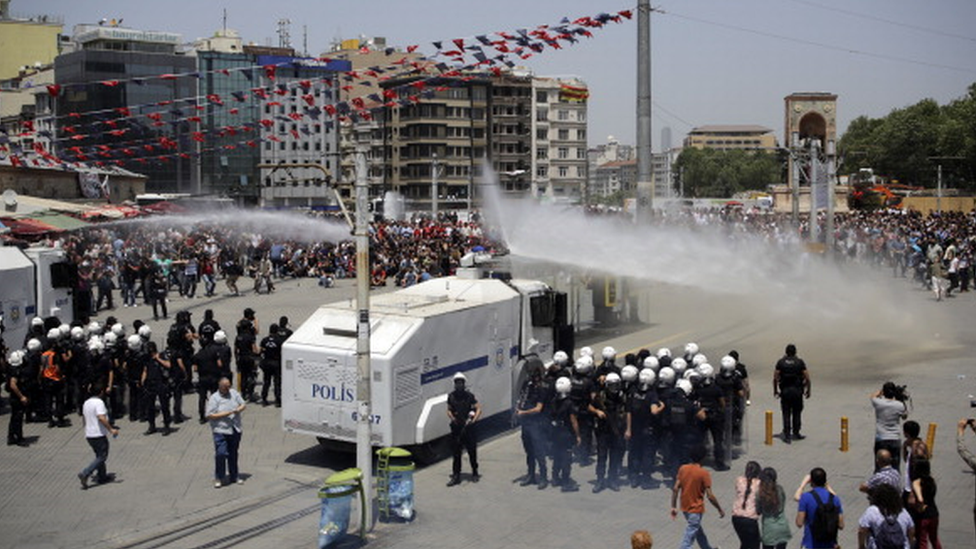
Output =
[
  {"x1": 926, "y1": 423, "x2": 937, "y2": 458},
  {"x1": 765, "y1": 410, "x2": 773, "y2": 446},
  {"x1": 840, "y1": 416, "x2": 849, "y2": 452}
]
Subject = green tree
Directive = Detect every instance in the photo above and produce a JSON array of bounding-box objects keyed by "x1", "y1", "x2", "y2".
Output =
[{"x1": 673, "y1": 148, "x2": 781, "y2": 197}]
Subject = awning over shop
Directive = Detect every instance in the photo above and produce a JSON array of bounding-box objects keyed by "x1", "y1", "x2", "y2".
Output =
[
  {"x1": 79, "y1": 204, "x2": 144, "y2": 220},
  {"x1": 0, "y1": 217, "x2": 62, "y2": 237},
  {"x1": 25, "y1": 210, "x2": 91, "y2": 231}
]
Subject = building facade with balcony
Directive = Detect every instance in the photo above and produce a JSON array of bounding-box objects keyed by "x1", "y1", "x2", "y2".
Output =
[{"x1": 531, "y1": 77, "x2": 588, "y2": 202}]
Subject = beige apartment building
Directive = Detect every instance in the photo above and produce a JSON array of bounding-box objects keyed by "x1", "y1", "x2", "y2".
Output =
[{"x1": 683, "y1": 125, "x2": 778, "y2": 151}]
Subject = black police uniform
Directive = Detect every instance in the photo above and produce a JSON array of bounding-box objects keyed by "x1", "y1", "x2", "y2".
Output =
[
  {"x1": 516, "y1": 373, "x2": 548, "y2": 486},
  {"x1": 548, "y1": 394, "x2": 579, "y2": 491},
  {"x1": 109, "y1": 344, "x2": 127, "y2": 422},
  {"x1": 666, "y1": 388, "x2": 701, "y2": 478},
  {"x1": 6, "y1": 361, "x2": 27, "y2": 445},
  {"x1": 716, "y1": 370, "x2": 745, "y2": 446},
  {"x1": 125, "y1": 347, "x2": 146, "y2": 421},
  {"x1": 775, "y1": 354, "x2": 807, "y2": 441},
  {"x1": 447, "y1": 386, "x2": 479, "y2": 483},
  {"x1": 193, "y1": 344, "x2": 220, "y2": 422},
  {"x1": 20, "y1": 350, "x2": 41, "y2": 423},
  {"x1": 626, "y1": 384, "x2": 661, "y2": 487},
  {"x1": 696, "y1": 378, "x2": 728, "y2": 470},
  {"x1": 259, "y1": 332, "x2": 283, "y2": 406},
  {"x1": 569, "y1": 373, "x2": 594, "y2": 465},
  {"x1": 142, "y1": 352, "x2": 172, "y2": 434},
  {"x1": 235, "y1": 321, "x2": 258, "y2": 402},
  {"x1": 591, "y1": 386, "x2": 627, "y2": 491}
]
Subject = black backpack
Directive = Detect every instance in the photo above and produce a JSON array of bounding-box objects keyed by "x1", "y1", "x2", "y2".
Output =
[
  {"x1": 872, "y1": 513, "x2": 906, "y2": 549},
  {"x1": 810, "y1": 490, "x2": 840, "y2": 545}
]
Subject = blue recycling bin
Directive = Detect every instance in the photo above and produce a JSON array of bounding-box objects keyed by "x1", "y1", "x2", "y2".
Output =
[
  {"x1": 377, "y1": 447, "x2": 416, "y2": 521},
  {"x1": 317, "y1": 468, "x2": 364, "y2": 548}
]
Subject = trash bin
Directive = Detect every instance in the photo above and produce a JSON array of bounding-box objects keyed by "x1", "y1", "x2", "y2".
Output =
[
  {"x1": 317, "y1": 468, "x2": 365, "y2": 548},
  {"x1": 377, "y1": 447, "x2": 416, "y2": 521}
]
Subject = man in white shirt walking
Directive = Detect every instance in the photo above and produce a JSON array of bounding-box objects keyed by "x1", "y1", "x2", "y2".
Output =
[
  {"x1": 206, "y1": 377, "x2": 246, "y2": 488},
  {"x1": 78, "y1": 383, "x2": 120, "y2": 489}
]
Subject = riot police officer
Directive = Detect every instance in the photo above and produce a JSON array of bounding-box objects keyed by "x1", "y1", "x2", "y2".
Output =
[
  {"x1": 570, "y1": 356, "x2": 595, "y2": 465},
  {"x1": 193, "y1": 333, "x2": 221, "y2": 423},
  {"x1": 668, "y1": 378, "x2": 705, "y2": 478},
  {"x1": 141, "y1": 341, "x2": 172, "y2": 436},
  {"x1": 124, "y1": 334, "x2": 146, "y2": 422},
  {"x1": 695, "y1": 363, "x2": 729, "y2": 470},
  {"x1": 717, "y1": 355, "x2": 746, "y2": 447},
  {"x1": 515, "y1": 361, "x2": 548, "y2": 489},
  {"x1": 773, "y1": 343, "x2": 809, "y2": 443},
  {"x1": 590, "y1": 372, "x2": 627, "y2": 492},
  {"x1": 197, "y1": 309, "x2": 220, "y2": 348},
  {"x1": 627, "y1": 368, "x2": 664, "y2": 488},
  {"x1": 549, "y1": 377, "x2": 581, "y2": 492},
  {"x1": 259, "y1": 324, "x2": 283, "y2": 407},
  {"x1": 6, "y1": 351, "x2": 29, "y2": 446},
  {"x1": 235, "y1": 314, "x2": 259, "y2": 402},
  {"x1": 446, "y1": 372, "x2": 481, "y2": 486}
]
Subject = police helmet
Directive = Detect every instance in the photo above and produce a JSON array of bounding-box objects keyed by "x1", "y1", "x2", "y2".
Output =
[
  {"x1": 71, "y1": 326, "x2": 85, "y2": 341},
  {"x1": 453, "y1": 372, "x2": 467, "y2": 383},
  {"x1": 579, "y1": 346, "x2": 594, "y2": 358},
  {"x1": 676, "y1": 378, "x2": 694, "y2": 396},
  {"x1": 111, "y1": 323, "x2": 125, "y2": 337},
  {"x1": 138, "y1": 325, "x2": 152, "y2": 339},
  {"x1": 683, "y1": 369, "x2": 700, "y2": 382},
  {"x1": 127, "y1": 334, "x2": 143, "y2": 351},
  {"x1": 88, "y1": 338, "x2": 105, "y2": 354},
  {"x1": 620, "y1": 365, "x2": 639, "y2": 383},
  {"x1": 602, "y1": 346, "x2": 616, "y2": 360},
  {"x1": 657, "y1": 367, "x2": 676, "y2": 385},
  {"x1": 639, "y1": 368, "x2": 656, "y2": 387},
  {"x1": 642, "y1": 356, "x2": 660, "y2": 372},
  {"x1": 671, "y1": 357, "x2": 688, "y2": 376},
  {"x1": 656, "y1": 347, "x2": 671, "y2": 359},
  {"x1": 720, "y1": 355, "x2": 737, "y2": 373},
  {"x1": 104, "y1": 332, "x2": 118, "y2": 347},
  {"x1": 552, "y1": 350, "x2": 569, "y2": 366},
  {"x1": 684, "y1": 342, "x2": 699, "y2": 356},
  {"x1": 692, "y1": 353, "x2": 708, "y2": 367},
  {"x1": 87, "y1": 321, "x2": 102, "y2": 335},
  {"x1": 8, "y1": 350, "x2": 24, "y2": 367},
  {"x1": 27, "y1": 338, "x2": 42, "y2": 352},
  {"x1": 555, "y1": 376, "x2": 572, "y2": 395},
  {"x1": 574, "y1": 355, "x2": 594, "y2": 374},
  {"x1": 697, "y1": 363, "x2": 715, "y2": 379},
  {"x1": 605, "y1": 372, "x2": 622, "y2": 390},
  {"x1": 214, "y1": 330, "x2": 227, "y2": 344},
  {"x1": 31, "y1": 317, "x2": 44, "y2": 328},
  {"x1": 47, "y1": 328, "x2": 61, "y2": 340},
  {"x1": 59, "y1": 323, "x2": 71, "y2": 338}
]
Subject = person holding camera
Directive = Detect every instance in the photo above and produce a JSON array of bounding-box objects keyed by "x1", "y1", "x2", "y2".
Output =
[
  {"x1": 957, "y1": 418, "x2": 976, "y2": 544},
  {"x1": 872, "y1": 382, "x2": 909, "y2": 471}
]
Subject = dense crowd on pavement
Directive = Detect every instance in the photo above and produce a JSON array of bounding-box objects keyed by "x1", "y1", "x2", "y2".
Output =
[{"x1": 3, "y1": 205, "x2": 976, "y2": 547}]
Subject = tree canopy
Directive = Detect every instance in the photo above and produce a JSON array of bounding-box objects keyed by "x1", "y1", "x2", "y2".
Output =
[
  {"x1": 838, "y1": 82, "x2": 976, "y2": 190},
  {"x1": 672, "y1": 147, "x2": 782, "y2": 198}
]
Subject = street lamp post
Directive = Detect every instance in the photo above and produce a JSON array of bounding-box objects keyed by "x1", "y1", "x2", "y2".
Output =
[{"x1": 431, "y1": 153, "x2": 439, "y2": 218}]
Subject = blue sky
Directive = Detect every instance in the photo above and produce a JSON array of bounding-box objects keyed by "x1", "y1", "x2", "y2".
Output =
[{"x1": 25, "y1": 0, "x2": 976, "y2": 149}]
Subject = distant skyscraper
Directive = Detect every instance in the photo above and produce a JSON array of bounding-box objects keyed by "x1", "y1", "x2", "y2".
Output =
[{"x1": 660, "y1": 126, "x2": 671, "y2": 153}]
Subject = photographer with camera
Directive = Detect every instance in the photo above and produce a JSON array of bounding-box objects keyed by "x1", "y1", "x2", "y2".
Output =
[
  {"x1": 957, "y1": 418, "x2": 976, "y2": 546},
  {"x1": 872, "y1": 382, "x2": 910, "y2": 472}
]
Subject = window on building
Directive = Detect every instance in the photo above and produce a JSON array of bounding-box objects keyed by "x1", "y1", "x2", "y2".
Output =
[
  {"x1": 536, "y1": 147, "x2": 548, "y2": 160},
  {"x1": 536, "y1": 166, "x2": 548, "y2": 178},
  {"x1": 558, "y1": 166, "x2": 568, "y2": 177},
  {"x1": 558, "y1": 129, "x2": 569, "y2": 140},
  {"x1": 536, "y1": 109, "x2": 548, "y2": 122},
  {"x1": 558, "y1": 110, "x2": 568, "y2": 121},
  {"x1": 558, "y1": 147, "x2": 569, "y2": 159},
  {"x1": 576, "y1": 166, "x2": 585, "y2": 177},
  {"x1": 577, "y1": 129, "x2": 586, "y2": 141},
  {"x1": 536, "y1": 91, "x2": 548, "y2": 103},
  {"x1": 577, "y1": 148, "x2": 587, "y2": 159},
  {"x1": 536, "y1": 128, "x2": 548, "y2": 140}
]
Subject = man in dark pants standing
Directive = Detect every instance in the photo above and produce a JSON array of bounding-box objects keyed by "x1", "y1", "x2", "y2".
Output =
[
  {"x1": 515, "y1": 361, "x2": 548, "y2": 489},
  {"x1": 6, "y1": 350, "x2": 29, "y2": 446},
  {"x1": 446, "y1": 372, "x2": 481, "y2": 486},
  {"x1": 773, "y1": 343, "x2": 810, "y2": 444},
  {"x1": 259, "y1": 324, "x2": 283, "y2": 407}
]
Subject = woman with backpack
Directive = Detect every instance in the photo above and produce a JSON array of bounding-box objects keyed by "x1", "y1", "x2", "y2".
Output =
[
  {"x1": 857, "y1": 483, "x2": 914, "y2": 549},
  {"x1": 756, "y1": 467, "x2": 791, "y2": 549}
]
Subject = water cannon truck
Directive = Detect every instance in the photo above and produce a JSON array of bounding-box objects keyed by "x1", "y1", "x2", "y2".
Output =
[{"x1": 281, "y1": 254, "x2": 570, "y2": 454}]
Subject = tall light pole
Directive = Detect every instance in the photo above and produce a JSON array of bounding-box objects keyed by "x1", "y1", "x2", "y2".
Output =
[
  {"x1": 928, "y1": 156, "x2": 965, "y2": 214},
  {"x1": 635, "y1": 0, "x2": 653, "y2": 223},
  {"x1": 353, "y1": 146, "x2": 373, "y2": 529},
  {"x1": 431, "y1": 153, "x2": 439, "y2": 218}
]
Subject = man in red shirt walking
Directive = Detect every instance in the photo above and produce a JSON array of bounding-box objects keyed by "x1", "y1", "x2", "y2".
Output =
[{"x1": 671, "y1": 445, "x2": 725, "y2": 549}]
